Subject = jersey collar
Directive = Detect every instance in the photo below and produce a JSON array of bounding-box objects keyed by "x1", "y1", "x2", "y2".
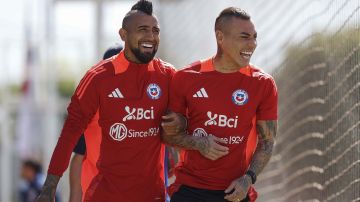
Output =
[
  {"x1": 200, "y1": 57, "x2": 251, "y2": 76},
  {"x1": 112, "y1": 51, "x2": 155, "y2": 74}
]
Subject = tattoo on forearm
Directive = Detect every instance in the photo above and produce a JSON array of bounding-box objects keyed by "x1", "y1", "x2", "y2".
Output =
[
  {"x1": 196, "y1": 137, "x2": 210, "y2": 154},
  {"x1": 266, "y1": 121, "x2": 277, "y2": 138},
  {"x1": 249, "y1": 120, "x2": 277, "y2": 176},
  {"x1": 40, "y1": 174, "x2": 60, "y2": 199},
  {"x1": 256, "y1": 124, "x2": 266, "y2": 139},
  {"x1": 162, "y1": 133, "x2": 209, "y2": 153}
]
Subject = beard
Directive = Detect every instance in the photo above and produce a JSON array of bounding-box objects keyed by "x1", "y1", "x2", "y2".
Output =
[{"x1": 131, "y1": 47, "x2": 157, "y2": 64}]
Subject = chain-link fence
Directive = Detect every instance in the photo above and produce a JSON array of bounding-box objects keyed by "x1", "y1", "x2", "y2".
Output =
[{"x1": 257, "y1": 5, "x2": 360, "y2": 202}]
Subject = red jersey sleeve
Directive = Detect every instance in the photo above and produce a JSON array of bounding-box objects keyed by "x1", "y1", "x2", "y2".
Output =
[
  {"x1": 169, "y1": 72, "x2": 187, "y2": 115},
  {"x1": 48, "y1": 66, "x2": 105, "y2": 176},
  {"x1": 256, "y1": 77, "x2": 278, "y2": 120}
]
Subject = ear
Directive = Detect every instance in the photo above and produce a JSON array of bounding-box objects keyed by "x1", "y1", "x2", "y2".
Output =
[
  {"x1": 119, "y1": 28, "x2": 127, "y2": 41},
  {"x1": 215, "y1": 30, "x2": 224, "y2": 45}
]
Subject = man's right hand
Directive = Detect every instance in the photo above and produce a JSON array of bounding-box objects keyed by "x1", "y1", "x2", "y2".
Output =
[
  {"x1": 198, "y1": 135, "x2": 229, "y2": 160},
  {"x1": 36, "y1": 174, "x2": 60, "y2": 202}
]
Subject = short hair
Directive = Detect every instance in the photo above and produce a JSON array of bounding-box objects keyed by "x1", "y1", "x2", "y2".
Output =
[
  {"x1": 23, "y1": 160, "x2": 42, "y2": 174},
  {"x1": 122, "y1": 0, "x2": 153, "y2": 28},
  {"x1": 103, "y1": 44, "x2": 123, "y2": 60},
  {"x1": 215, "y1": 7, "x2": 251, "y2": 31}
]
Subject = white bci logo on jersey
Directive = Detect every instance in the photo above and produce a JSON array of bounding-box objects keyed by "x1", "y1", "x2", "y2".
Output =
[
  {"x1": 123, "y1": 106, "x2": 154, "y2": 122},
  {"x1": 204, "y1": 111, "x2": 238, "y2": 128}
]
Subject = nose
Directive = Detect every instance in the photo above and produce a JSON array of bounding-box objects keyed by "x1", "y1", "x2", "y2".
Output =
[
  {"x1": 142, "y1": 30, "x2": 154, "y2": 39},
  {"x1": 144, "y1": 30, "x2": 159, "y2": 40},
  {"x1": 248, "y1": 38, "x2": 257, "y2": 48}
]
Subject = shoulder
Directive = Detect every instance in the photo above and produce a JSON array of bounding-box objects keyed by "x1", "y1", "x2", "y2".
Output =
[
  {"x1": 249, "y1": 64, "x2": 276, "y2": 83},
  {"x1": 153, "y1": 58, "x2": 176, "y2": 75},
  {"x1": 175, "y1": 60, "x2": 203, "y2": 77},
  {"x1": 249, "y1": 65, "x2": 277, "y2": 93},
  {"x1": 84, "y1": 59, "x2": 115, "y2": 81},
  {"x1": 171, "y1": 60, "x2": 209, "y2": 84},
  {"x1": 76, "y1": 60, "x2": 115, "y2": 96}
]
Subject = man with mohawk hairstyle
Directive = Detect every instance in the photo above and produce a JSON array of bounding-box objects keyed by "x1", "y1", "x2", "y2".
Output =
[{"x1": 37, "y1": 1, "x2": 186, "y2": 201}]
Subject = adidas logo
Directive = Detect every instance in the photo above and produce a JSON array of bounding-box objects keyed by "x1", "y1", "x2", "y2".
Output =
[
  {"x1": 193, "y1": 88, "x2": 208, "y2": 98},
  {"x1": 108, "y1": 88, "x2": 124, "y2": 98}
]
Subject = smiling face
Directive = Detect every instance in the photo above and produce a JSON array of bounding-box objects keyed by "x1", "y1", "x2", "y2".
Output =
[
  {"x1": 216, "y1": 17, "x2": 257, "y2": 68},
  {"x1": 120, "y1": 12, "x2": 160, "y2": 64}
]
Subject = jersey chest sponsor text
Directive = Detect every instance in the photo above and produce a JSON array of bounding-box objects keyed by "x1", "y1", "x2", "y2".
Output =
[
  {"x1": 109, "y1": 123, "x2": 160, "y2": 142},
  {"x1": 192, "y1": 128, "x2": 245, "y2": 145},
  {"x1": 204, "y1": 111, "x2": 238, "y2": 128},
  {"x1": 123, "y1": 106, "x2": 155, "y2": 121}
]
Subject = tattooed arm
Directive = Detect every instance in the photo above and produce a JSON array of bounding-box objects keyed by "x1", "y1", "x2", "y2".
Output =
[
  {"x1": 161, "y1": 111, "x2": 229, "y2": 161},
  {"x1": 224, "y1": 120, "x2": 277, "y2": 202},
  {"x1": 162, "y1": 130, "x2": 229, "y2": 161},
  {"x1": 36, "y1": 174, "x2": 60, "y2": 202},
  {"x1": 249, "y1": 120, "x2": 277, "y2": 174}
]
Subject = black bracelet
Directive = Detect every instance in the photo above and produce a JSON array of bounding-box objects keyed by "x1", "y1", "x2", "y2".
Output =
[{"x1": 246, "y1": 170, "x2": 257, "y2": 184}]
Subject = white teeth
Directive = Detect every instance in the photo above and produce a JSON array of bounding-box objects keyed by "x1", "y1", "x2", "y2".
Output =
[
  {"x1": 240, "y1": 51, "x2": 252, "y2": 59},
  {"x1": 241, "y1": 51, "x2": 252, "y2": 55},
  {"x1": 142, "y1": 43, "x2": 153, "y2": 48}
]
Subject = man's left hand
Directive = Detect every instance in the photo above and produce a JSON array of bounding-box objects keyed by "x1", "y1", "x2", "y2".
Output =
[
  {"x1": 161, "y1": 111, "x2": 187, "y2": 135},
  {"x1": 224, "y1": 175, "x2": 252, "y2": 202}
]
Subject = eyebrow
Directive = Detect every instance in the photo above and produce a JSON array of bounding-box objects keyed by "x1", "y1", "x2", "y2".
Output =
[
  {"x1": 137, "y1": 25, "x2": 160, "y2": 30},
  {"x1": 240, "y1": 32, "x2": 257, "y2": 37},
  {"x1": 138, "y1": 25, "x2": 150, "y2": 29}
]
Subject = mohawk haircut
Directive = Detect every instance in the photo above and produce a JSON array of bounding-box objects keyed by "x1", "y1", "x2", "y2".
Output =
[
  {"x1": 131, "y1": 0, "x2": 153, "y2": 15},
  {"x1": 215, "y1": 7, "x2": 251, "y2": 31},
  {"x1": 122, "y1": 0, "x2": 153, "y2": 28}
]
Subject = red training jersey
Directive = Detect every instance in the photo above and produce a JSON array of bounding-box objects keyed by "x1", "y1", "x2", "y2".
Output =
[
  {"x1": 169, "y1": 58, "x2": 278, "y2": 191},
  {"x1": 48, "y1": 51, "x2": 175, "y2": 202},
  {"x1": 81, "y1": 111, "x2": 100, "y2": 199}
]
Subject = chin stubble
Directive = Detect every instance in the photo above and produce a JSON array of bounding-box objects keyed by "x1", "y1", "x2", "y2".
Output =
[{"x1": 132, "y1": 47, "x2": 157, "y2": 63}]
